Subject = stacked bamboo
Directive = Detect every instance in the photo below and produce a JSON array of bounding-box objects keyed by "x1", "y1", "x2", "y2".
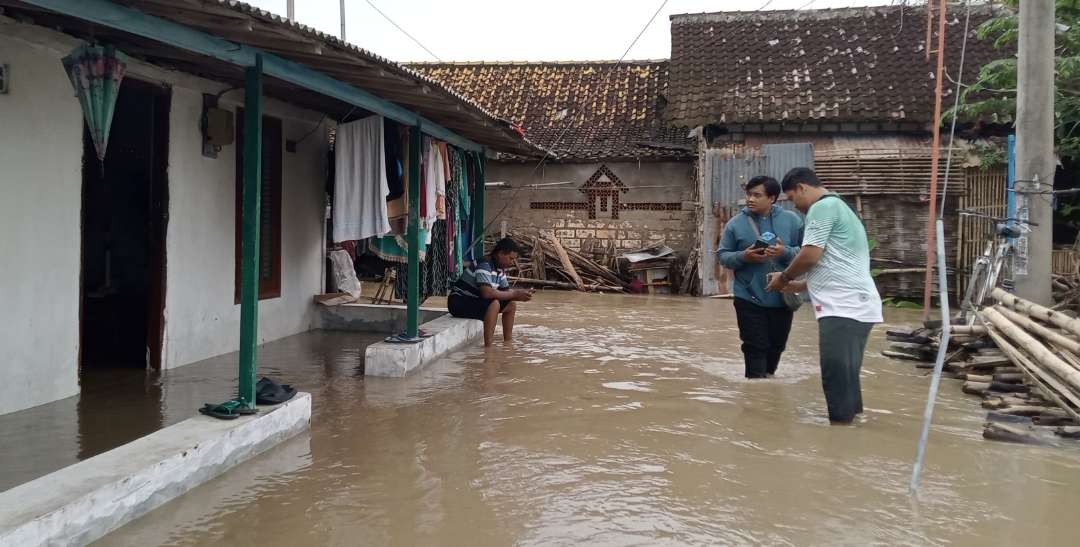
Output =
[
  {"x1": 500, "y1": 231, "x2": 629, "y2": 292},
  {"x1": 885, "y1": 288, "x2": 1080, "y2": 444}
]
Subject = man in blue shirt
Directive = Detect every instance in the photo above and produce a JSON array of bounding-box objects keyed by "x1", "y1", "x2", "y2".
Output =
[
  {"x1": 449, "y1": 237, "x2": 534, "y2": 346},
  {"x1": 718, "y1": 176, "x2": 804, "y2": 378}
]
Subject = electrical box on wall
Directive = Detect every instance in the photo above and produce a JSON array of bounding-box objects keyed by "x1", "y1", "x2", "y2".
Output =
[
  {"x1": 205, "y1": 107, "x2": 234, "y2": 147},
  {"x1": 0, "y1": 64, "x2": 9, "y2": 94},
  {"x1": 201, "y1": 92, "x2": 234, "y2": 158}
]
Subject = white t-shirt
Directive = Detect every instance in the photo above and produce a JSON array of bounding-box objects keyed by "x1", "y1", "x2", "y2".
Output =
[{"x1": 802, "y1": 194, "x2": 883, "y2": 323}]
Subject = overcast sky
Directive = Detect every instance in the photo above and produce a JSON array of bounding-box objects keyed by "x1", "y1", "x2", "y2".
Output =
[{"x1": 245, "y1": 0, "x2": 900, "y2": 62}]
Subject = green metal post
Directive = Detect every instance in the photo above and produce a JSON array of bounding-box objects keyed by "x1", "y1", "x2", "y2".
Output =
[
  {"x1": 406, "y1": 125, "x2": 422, "y2": 338},
  {"x1": 473, "y1": 150, "x2": 487, "y2": 257},
  {"x1": 238, "y1": 54, "x2": 263, "y2": 406}
]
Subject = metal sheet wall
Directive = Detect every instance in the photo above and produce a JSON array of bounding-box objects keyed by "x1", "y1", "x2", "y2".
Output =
[{"x1": 701, "y1": 143, "x2": 813, "y2": 295}]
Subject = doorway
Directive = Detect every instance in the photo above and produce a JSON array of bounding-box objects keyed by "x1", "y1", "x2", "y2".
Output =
[{"x1": 80, "y1": 78, "x2": 170, "y2": 372}]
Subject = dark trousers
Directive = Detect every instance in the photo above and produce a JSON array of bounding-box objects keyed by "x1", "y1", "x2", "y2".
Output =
[
  {"x1": 818, "y1": 317, "x2": 874, "y2": 423},
  {"x1": 733, "y1": 298, "x2": 794, "y2": 379}
]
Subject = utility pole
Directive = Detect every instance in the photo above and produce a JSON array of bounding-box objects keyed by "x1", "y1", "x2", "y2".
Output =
[
  {"x1": 340, "y1": 0, "x2": 347, "y2": 41},
  {"x1": 1014, "y1": 0, "x2": 1056, "y2": 305},
  {"x1": 287, "y1": 0, "x2": 294, "y2": 21}
]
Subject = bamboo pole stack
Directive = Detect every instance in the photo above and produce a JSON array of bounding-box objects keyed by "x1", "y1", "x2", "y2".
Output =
[{"x1": 883, "y1": 288, "x2": 1080, "y2": 444}]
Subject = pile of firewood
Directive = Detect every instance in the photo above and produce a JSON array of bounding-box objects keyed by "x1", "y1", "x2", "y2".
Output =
[
  {"x1": 885, "y1": 289, "x2": 1080, "y2": 444},
  {"x1": 1053, "y1": 274, "x2": 1080, "y2": 312},
  {"x1": 499, "y1": 231, "x2": 628, "y2": 292}
]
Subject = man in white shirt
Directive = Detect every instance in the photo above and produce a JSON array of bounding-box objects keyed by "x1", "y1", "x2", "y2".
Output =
[{"x1": 767, "y1": 168, "x2": 883, "y2": 425}]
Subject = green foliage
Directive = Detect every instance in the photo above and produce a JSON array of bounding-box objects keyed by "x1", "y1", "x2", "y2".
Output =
[
  {"x1": 969, "y1": 140, "x2": 1008, "y2": 169},
  {"x1": 881, "y1": 297, "x2": 924, "y2": 309},
  {"x1": 953, "y1": 0, "x2": 1080, "y2": 159}
]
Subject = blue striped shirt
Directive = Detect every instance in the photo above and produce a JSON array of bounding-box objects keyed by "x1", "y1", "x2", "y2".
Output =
[{"x1": 451, "y1": 260, "x2": 508, "y2": 298}]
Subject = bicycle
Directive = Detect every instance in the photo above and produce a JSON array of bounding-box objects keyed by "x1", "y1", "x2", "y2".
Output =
[{"x1": 956, "y1": 209, "x2": 1037, "y2": 325}]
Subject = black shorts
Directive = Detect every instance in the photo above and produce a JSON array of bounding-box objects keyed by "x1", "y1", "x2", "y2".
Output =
[{"x1": 448, "y1": 293, "x2": 509, "y2": 320}]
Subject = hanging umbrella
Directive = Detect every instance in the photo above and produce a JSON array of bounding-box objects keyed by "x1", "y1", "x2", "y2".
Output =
[{"x1": 62, "y1": 44, "x2": 130, "y2": 163}]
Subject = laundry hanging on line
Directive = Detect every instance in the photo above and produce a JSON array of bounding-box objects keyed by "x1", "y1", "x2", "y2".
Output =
[{"x1": 333, "y1": 115, "x2": 391, "y2": 242}]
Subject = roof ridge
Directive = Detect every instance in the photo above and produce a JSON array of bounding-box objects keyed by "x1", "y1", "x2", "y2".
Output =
[
  {"x1": 407, "y1": 59, "x2": 670, "y2": 66},
  {"x1": 670, "y1": 3, "x2": 999, "y2": 23}
]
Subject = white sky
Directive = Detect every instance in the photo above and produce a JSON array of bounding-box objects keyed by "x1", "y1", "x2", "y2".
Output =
[{"x1": 245, "y1": 0, "x2": 901, "y2": 62}]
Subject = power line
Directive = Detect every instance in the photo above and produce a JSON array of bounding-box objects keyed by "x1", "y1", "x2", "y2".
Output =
[
  {"x1": 362, "y1": 0, "x2": 443, "y2": 62},
  {"x1": 477, "y1": 0, "x2": 671, "y2": 240}
]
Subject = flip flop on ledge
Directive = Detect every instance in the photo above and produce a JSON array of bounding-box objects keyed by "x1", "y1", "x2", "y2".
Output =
[{"x1": 199, "y1": 400, "x2": 258, "y2": 420}]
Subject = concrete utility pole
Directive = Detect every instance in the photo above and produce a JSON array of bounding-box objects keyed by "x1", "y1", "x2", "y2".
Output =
[
  {"x1": 1014, "y1": 0, "x2": 1056, "y2": 305},
  {"x1": 287, "y1": 0, "x2": 295, "y2": 21},
  {"x1": 340, "y1": 0, "x2": 347, "y2": 41}
]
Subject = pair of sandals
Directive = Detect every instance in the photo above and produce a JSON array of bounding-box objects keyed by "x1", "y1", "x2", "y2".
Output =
[{"x1": 199, "y1": 377, "x2": 298, "y2": 420}]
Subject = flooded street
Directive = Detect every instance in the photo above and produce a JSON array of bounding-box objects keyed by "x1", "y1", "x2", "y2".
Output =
[{"x1": 96, "y1": 293, "x2": 1080, "y2": 546}]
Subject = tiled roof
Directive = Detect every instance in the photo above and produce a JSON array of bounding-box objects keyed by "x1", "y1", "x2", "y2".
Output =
[
  {"x1": 409, "y1": 61, "x2": 694, "y2": 161},
  {"x1": 666, "y1": 5, "x2": 1006, "y2": 127}
]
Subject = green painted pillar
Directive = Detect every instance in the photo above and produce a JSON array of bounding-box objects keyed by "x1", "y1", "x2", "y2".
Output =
[
  {"x1": 472, "y1": 150, "x2": 486, "y2": 257},
  {"x1": 238, "y1": 54, "x2": 263, "y2": 407},
  {"x1": 406, "y1": 125, "x2": 422, "y2": 338}
]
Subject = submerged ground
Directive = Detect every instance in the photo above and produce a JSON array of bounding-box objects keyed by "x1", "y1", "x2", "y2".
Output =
[{"x1": 7, "y1": 292, "x2": 1079, "y2": 545}]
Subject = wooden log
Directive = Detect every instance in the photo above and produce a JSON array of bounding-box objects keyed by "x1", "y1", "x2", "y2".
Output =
[
  {"x1": 543, "y1": 234, "x2": 585, "y2": 290},
  {"x1": 992, "y1": 287, "x2": 1080, "y2": 338},
  {"x1": 1055, "y1": 426, "x2": 1080, "y2": 439},
  {"x1": 993, "y1": 372, "x2": 1026, "y2": 383},
  {"x1": 966, "y1": 374, "x2": 993, "y2": 383},
  {"x1": 508, "y1": 276, "x2": 620, "y2": 292},
  {"x1": 994, "y1": 305, "x2": 1080, "y2": 355},
  {"x1": 993, "y1": 405, "x2": 1048, "y2": 417},
  {"x1": 882, "y1": 350, "x2": 932, "y2": 362},
  {"x1": 984, "y1": 422, "x2": 1045, "y2": 445},
  {"x1": 981, "y1": 308, "x2": 1080, "y2": 396},
  {"x1": 949, "y1": 325, "x2": 988, "y2": 335},
  {"x1": 963, "y1": 381, "x2": 991, "y2": 396},
  {"x1": 990, "y1": 381, "x2": 1030, "y2": 394},
  {"x1": 982, "y1": 395, "x2": 1038, "y2": 410},
  {"x1": 531, "y1": 236, "x2": 547, "y2": 281}
]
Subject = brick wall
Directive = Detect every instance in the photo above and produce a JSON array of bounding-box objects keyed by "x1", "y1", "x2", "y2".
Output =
[{"x1": 486, "y1": 160, "x2": 696, "y2": 254}]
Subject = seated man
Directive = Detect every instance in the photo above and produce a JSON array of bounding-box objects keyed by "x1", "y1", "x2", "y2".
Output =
[{"x1": 448, "y1": 237, "x2": 534, "y2": 346}]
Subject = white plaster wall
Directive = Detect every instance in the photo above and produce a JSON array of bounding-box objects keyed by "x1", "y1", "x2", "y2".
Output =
[
  {"x1": 160, "y1": 79, "x2": 329, "y2": 369},
  {"x1": 0, "y1": 21, "x2": 330, "y2": 414},
  {"x1": 0, "y1": 25, "x2": 84, "y2": 415}
]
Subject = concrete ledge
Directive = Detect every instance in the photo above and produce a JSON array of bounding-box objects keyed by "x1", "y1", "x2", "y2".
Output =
[
  {"x1": 0, "y1": 393, "x2": 312, "y2": 546},
  {"x1": 319, "y1": 302, "x2": 448, "y2": 333},
  {"x1": 364, "y1": 315, "x2": 482, "y2": 377}
]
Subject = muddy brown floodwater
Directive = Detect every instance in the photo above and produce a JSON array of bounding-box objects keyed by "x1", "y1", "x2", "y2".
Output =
[{"x1": 94, "y1": 292, "x2": 1080, "y2": 546}]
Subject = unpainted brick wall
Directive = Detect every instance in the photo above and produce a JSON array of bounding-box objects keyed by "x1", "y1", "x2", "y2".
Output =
[{"x1": 486, "y1": 160, "x2": 696, "y2": 254}]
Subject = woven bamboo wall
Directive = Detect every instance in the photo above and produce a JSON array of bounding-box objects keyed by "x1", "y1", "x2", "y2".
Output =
[
  {"x1": 956, "y1": 167, "x2": 1008, "y2": 297},
  {"x1": 856, "y1": 194, "x2": 960, "y2": 299},
  {"x1": 816, "y1": 149, "x2": 968, "y2": 196}
]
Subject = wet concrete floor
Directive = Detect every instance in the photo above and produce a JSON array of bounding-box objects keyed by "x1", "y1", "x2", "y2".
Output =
[{"x1": 8, "y1": 292, "x2": 1080, "y2": 545}]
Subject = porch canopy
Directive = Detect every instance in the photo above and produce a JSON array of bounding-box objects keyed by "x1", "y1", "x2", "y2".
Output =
[{"x1": 2, "y1": 0, "x2": 544, "y2": 405}]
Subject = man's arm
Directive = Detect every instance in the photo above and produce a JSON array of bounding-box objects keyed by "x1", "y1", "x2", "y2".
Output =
[{"x1": 478, "y1": 285, "x2": 530, "y2": 302}]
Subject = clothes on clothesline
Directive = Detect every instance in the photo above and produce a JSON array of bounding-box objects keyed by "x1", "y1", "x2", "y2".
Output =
[{"x1": 333, "y1": 115, "x2": 390, "y2": 242}]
